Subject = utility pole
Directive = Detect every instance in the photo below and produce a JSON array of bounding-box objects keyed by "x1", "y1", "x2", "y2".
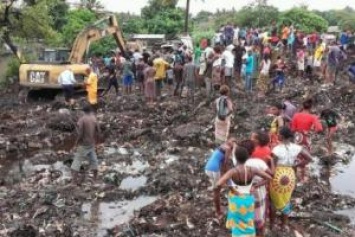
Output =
[{"x1": 184, "y1": 0, "x2": 190, "y2": 34}]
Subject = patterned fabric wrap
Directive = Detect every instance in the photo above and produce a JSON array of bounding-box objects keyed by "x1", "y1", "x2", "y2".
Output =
[
  {"x1": 269, "y1": 166, "x2": 296, "y2": 215},
  {"x1": 226, "y1": 191, "x2": 256, "y2": 237}
]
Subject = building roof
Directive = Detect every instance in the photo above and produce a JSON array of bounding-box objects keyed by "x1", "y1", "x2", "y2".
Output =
[
  {"x1": 328, "y1": 26, "x2": 341, "y2": 33},
  {"x1": 131, "y1": 34, "x2": 165, "y2": 40}
]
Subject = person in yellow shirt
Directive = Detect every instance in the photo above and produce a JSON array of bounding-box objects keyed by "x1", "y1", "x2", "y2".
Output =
[
  {"x1": 153, "y1": 55, "x2": 170, "y2": 98},
  {"x1": 85, "y1": 67, "x2": 98, "y2": 107},
  {"x1": 313, "y1": 40, "x2": 325, "y2": 76}
]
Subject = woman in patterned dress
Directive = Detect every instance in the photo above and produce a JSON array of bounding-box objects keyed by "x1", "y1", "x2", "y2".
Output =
[{"x1": 269, "y1": 127, "x2": 313, "y2": 231}]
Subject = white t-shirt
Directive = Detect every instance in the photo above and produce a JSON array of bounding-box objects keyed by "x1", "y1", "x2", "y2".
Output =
[
  {"x1": 204, "y1": 47, "x2": 214, "y2": 59},
  {"x1": 222, "y1": 50, "x2": 234, "y2": 68},
  {"x1": 260, "y1": 59, "x2": 271, "y2": 75},
  {"x1": 214, "y1": 33, "x2": 222, "y2": 44},
  {"x1": 58, "y1": 70, "x2": 76, "y2": 85},
  {"x1": 272, "y1": 143, "x2": 302, "y2": 166},
  {"x1": 246, "y1": 158, "x2": 268, "y2": 183},
  {"x1": 133, "y1": 52, "x2": 142, "y2": 64}
]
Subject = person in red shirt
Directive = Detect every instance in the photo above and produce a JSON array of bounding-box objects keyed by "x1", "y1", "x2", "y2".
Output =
[
  {"x1": 251, "y1": 131, "x2": 275, "y2": 172},
  {"x1": 290, "y1": 99, "x2": 322, "y2": 182}
]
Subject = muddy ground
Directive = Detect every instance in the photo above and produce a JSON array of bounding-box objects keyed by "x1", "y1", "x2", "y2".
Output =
[{"x1": 1, "y1": 68, "x2": 355, "y2": 237}]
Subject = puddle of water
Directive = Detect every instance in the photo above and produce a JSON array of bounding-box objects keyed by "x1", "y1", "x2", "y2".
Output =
[
  {"x1": 82, "y1": 196, "x2": 157, "y2": 237},
  {"x1": 111, "y1": 160, "x2": 149, "y2": 174},
  {"x1": 165, "y1": 154, "x2": 179, "y2": 164},
  {"x1": 331, "y1": 155, "x2": 355, "y2": 197},
  {"x1": 119, "y1": 176, "x2": 147, "y2": 191},
  {"x1": 52, "y1": 161, "x2": 72, "y2": 182},
  {"x1": 330, "y1": 143, "x2": 355, "y2": 197},
  {"x1": 158, "y1": 153, "x2": 180, "y2": 169},
  {"x1": 82, "y1": 202, "x2": 92, "y2": 220},
  {"x1": 104, "y1": 147, "x2": 117, "y2": 156},
  {"x1": 335, "y1": 208, "x2": 355, "y2": 226},
  {"x1": 103, "y1": 147, "x2": 130, "y2": 156}
]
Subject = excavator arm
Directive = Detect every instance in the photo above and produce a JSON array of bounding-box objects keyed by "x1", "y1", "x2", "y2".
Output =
[{"x1": 68, "y1": 15, "x2": 126, "y2": 64}]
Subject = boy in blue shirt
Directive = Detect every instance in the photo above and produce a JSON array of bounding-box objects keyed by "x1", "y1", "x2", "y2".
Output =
[{"x1": 205, "y1": 138, "x2": 237, "y2": 190}]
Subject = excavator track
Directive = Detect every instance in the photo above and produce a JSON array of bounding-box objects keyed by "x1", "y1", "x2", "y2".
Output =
[{"x1": 18, "y1": 88, "x2": 60, "y2": 103}]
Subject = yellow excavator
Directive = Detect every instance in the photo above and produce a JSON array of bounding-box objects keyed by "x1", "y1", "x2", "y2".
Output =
[{"x1": 18, "y1": 15, "x2": 127, "y2": 101}]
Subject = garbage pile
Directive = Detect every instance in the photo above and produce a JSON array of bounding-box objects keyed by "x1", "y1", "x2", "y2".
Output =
[{"x1": 0, "y1": 74, "x2": 355, "y2": 236}]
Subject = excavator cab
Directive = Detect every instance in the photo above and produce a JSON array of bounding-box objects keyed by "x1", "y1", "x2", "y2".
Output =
[{"x1": 38, "y1": 49, "x2": 71, "y2": 63}]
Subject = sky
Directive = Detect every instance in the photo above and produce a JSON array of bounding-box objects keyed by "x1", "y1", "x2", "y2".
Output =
[{"x1": 96, "y1": 0, "x2": 352, "y2": 15}]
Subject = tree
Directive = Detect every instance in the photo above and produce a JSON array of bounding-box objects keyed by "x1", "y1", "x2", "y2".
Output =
[
  {"x1": 141, "y1": 0, "x2": 184, "y2": 37},
  {"x1": 90, "y1": 37, "x2": 116, "y2": 56},
  {"x1": 61, "y1": 9, "x2": 96, "y2": 46},
  {"x1": 194, "y1": 10, "x2": 213, "y2": 24},
  {"x1": 142, "y1": 0, "x2": 178, "y2": 19},
  {"x1": 116, "y1": 13, "x2": 146, "y2": 35},
  {"x1": 145, "y1": 8, "x2": 184, "y2": 36},
  {"x1": 280, "y1": 8, "x2": 328, "y2": 33},
  {"x1": 0, "y1": 0, "x2": 58, "y2": 58},
  {"x1": 47, "y1": 0, "x2": 70, "y2": 32},
  {"x1": 313, "y1": 10, "x2": 339, "y2": 26},
  {"x1": 236, "y1": 4, "x2": 279, "y2": 28},
  {"x1": 80, "y1": 0, "x2": 103, "y2": 11}
]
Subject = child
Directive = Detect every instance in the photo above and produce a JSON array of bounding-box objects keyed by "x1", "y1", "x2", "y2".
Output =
[
  {"x1": 271, "y1": 57, "x2": 286, "y2": 92},
  {"x1": 205, "y1": 138, "x2": 237, "y2": 190},
  {"x1": 296, "y1": 48, "x2": 305, "y2": 78},
  {"x1": 320, "y1": 109, "x2": 342, "y2": 154},
  {"x1": 268, "y1": 102, "x2": 285, "y2": 148},
  {"x1": 251, "y1": 131, "x2": 274, "y2": 171}
]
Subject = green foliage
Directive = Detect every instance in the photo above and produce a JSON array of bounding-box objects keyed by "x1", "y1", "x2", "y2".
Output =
[
  {"x1": 194, "y1": 11, "x2": 213, "y2": 24},
  {"x1": 280, "y1": 8, "x2": 328, "y2": 33},
  {"x1": 145, "y1": 8, "x2": 184, "y2": 36},
  {"x1": 5, "y1": 57, "x2": 20, "y2": 79},
  {"x1": 313, "y1": 10, "x2": 339, "y2": 26},
  {"x1": 313, "y1": 7, "x2": 355, "y2": 32},
  {"x1": 90, "y1": 37, "x2": 117, "y2": 56},
  {"x1": 236, "y1": 5, "x2": 279, "y2": 28},
  {"x1": 46, "y1": 0, "x2": 70, "y2": 32},
  {"x1": 80, "y1": 0, "x2": 104, "y2": 11},
  {"x1": 61, "y1": 9, "x2": 96, "y2": 46},
  {"x1": 140, "y1": 0, "x2": 184, "y2": 37},
  {"x1": 117, "y1": 13, "x2": 146, "y2": 35},
  {"x1": 9, "y1": 0, "x2": 58, "y2": 42},
  {"x1": 191, "y1": 30, "x2": 214, "y2": 44},
  {"x1": 142, "y1": 0, "x2": 178, "y2": 19},
  {"x1": 336, "y1": 8, "x2": 355, "y2": 32}
]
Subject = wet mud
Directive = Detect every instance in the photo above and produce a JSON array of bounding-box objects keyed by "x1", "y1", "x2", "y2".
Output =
[{"x1": 1, "y1": 69, "x2": 355, "y2": 237}]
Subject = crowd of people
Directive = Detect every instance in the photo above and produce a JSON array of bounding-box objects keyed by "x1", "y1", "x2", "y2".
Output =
[
  {"x1": 56, "y1": 22, "x2": 353, "y2": 237},
  {"x1": 206, "y1": 96, "x2": 346, "y2": 236}
]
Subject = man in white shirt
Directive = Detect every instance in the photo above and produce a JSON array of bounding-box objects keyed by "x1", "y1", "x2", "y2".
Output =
[
  {"x1": 133, "y1": 49, "x2": 142, "y2": 65},
  {"x1": 222, "y1": 45, "x2": 235, "y2": 85},
  {"x1": 58, "y1": 67, "x2": 77, "y2": 106}
]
